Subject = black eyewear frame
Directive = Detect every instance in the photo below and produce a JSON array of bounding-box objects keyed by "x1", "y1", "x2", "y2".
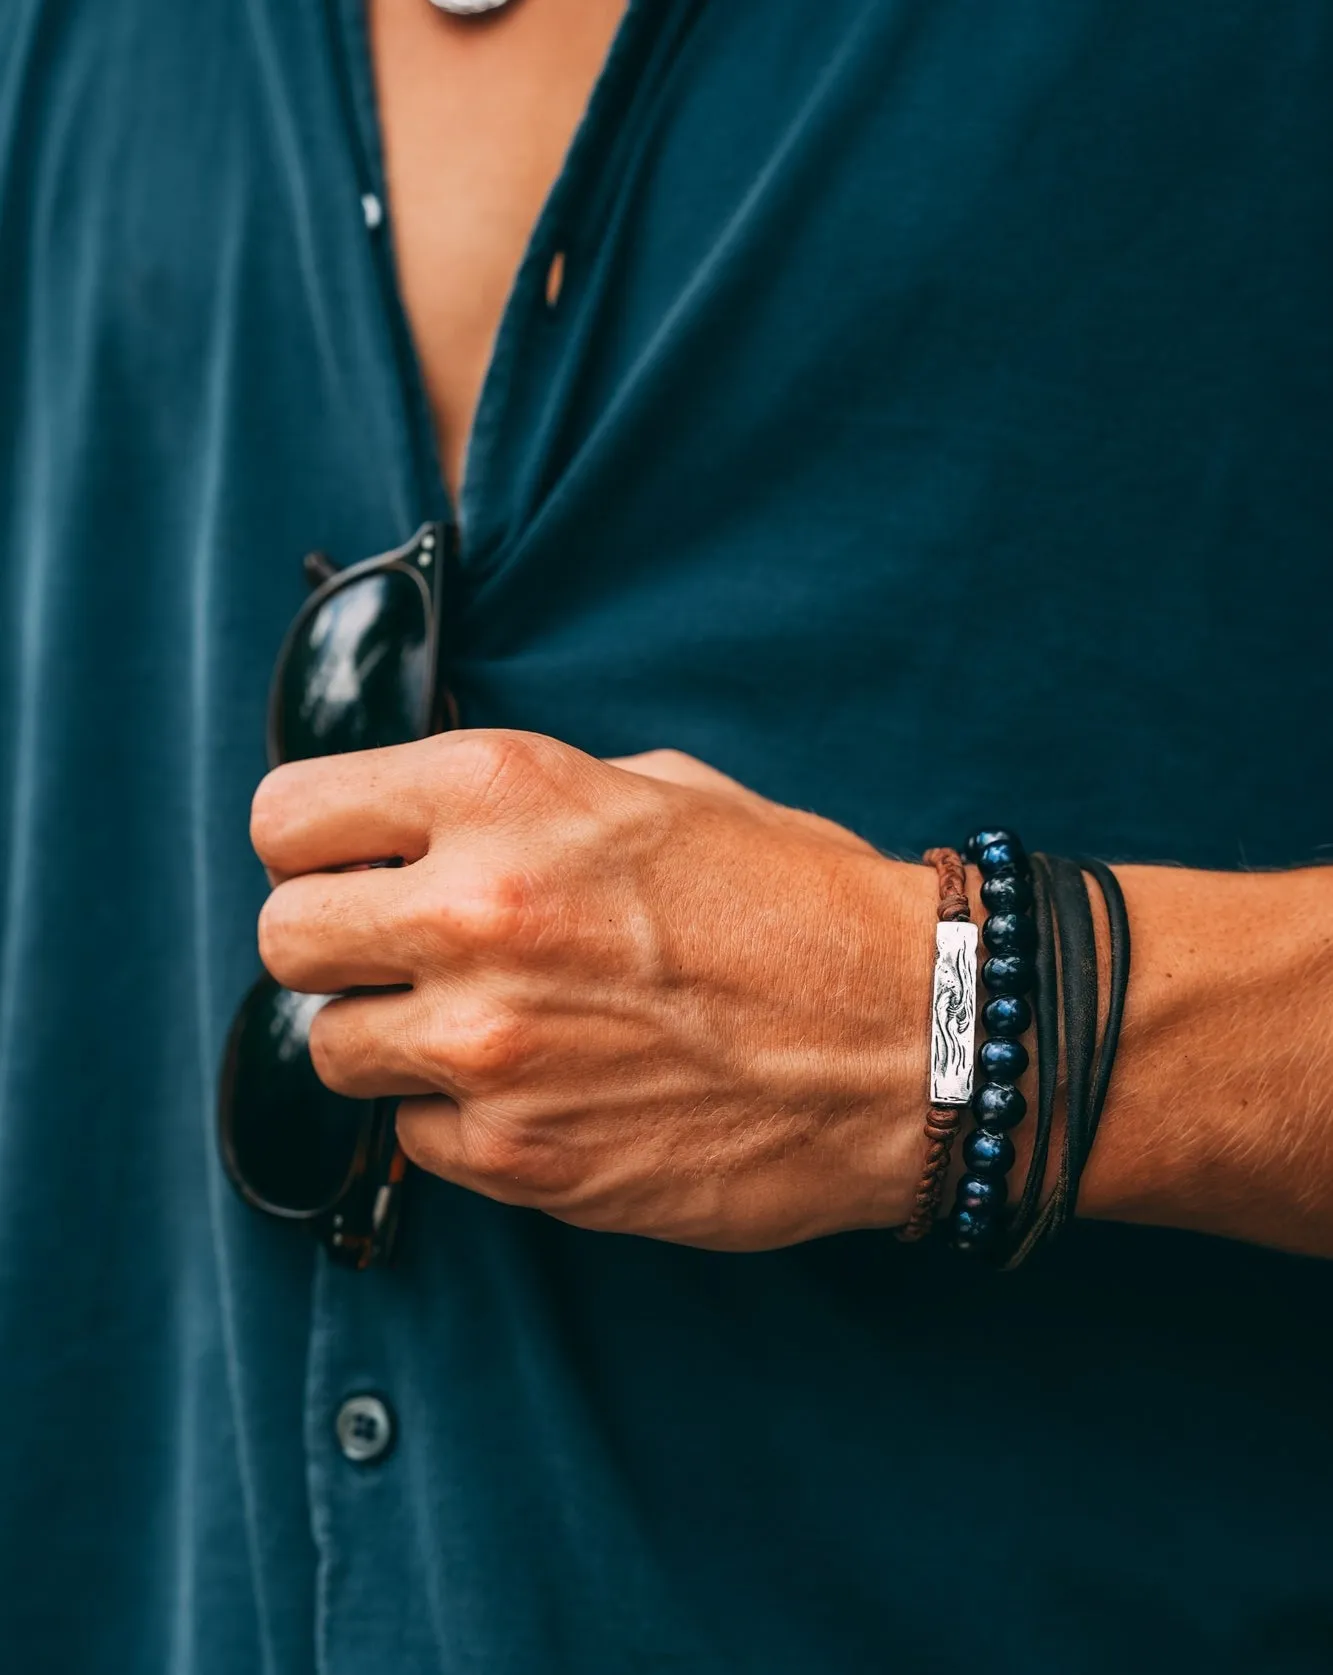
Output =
[{"x1": 218, "y1": 521, "x2": 454, "y2": 1268}]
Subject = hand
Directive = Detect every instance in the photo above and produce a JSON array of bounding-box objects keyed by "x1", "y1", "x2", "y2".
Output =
[{"x1": 251, "y1": 730, "x2": 937, "y2": 1251}]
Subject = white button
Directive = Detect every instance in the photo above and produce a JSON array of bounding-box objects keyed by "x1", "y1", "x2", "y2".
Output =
[
  {"x1": 361, "y1": 193, "x2": 384, "y2": 231},
  {"x1": 335, "y1": 1394, "x2": 395, "y2": 1463}
]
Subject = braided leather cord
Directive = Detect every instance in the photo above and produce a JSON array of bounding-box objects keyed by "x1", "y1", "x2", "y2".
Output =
[{"x1": 895, "y1": 848, "x2": 971, "y2": 1243}]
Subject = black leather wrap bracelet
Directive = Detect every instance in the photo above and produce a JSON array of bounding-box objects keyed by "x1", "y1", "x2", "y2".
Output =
[{"x1": 946, "y1": 833, "x2": 1131, "y2": 1264}]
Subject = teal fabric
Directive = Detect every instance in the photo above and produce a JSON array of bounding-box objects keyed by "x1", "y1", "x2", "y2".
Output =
[{"x1": 3, "y1": 2, "x2": 1332, "y2": 1670}]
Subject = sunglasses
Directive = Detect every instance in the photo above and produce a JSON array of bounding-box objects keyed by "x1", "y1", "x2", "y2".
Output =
[{"x1": 218, "y1": 522, "x2": 454, "y2": 1268}]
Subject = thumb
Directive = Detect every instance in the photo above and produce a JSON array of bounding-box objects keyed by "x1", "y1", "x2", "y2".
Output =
[
  {"x1": 606, "y1": 748, "x2": 763, "y2": 803},
  {"x1": 609, "y1": 749, "x2": 879, "y2": 858}
]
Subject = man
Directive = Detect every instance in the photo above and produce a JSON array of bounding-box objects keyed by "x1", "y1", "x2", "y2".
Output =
[{"x1": 2, "y1": 1, "x2": 1331, "y2": 1671}]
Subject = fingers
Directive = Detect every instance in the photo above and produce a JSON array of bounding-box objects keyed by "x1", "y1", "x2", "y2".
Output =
[
  {"x1": 307, "y1": 992, "x2": 447, "y2": 1100},
  {"x1": 258, "y1": 866, "x2": 425, "y2": 991},
  {"x1": 308, "y1": 996, "x2": 544, "y2": 1198},
  {"x1": 394, "y1": 1098, "x2": 550, "y2": 1210},
  {"x1": 307, "y1": 986, "x2": 534, "y2": 1102},
  {"x1": 251, "y1": 729, "x2": 598, "y2": 878},
  {"x1": 259, "y1": 843, "x2": 562, "y2": 994},
  {"x1": 393, "y1": 1096, "x2": 470, "y2": 1179},
  {"x1": 252, "y1": 745, "x2": 437, "y2": 878}
]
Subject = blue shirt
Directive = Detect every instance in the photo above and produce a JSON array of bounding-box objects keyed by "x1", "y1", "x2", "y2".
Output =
[{"x1": 3, "y1": 2, "x2": 1332, "y2": 1670}]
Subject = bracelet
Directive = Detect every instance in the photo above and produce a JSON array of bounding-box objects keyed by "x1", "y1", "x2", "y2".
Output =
[
  {"x1": 895, "y1": 847, "x2": 977, "y2": 1243},
  {"x1": 949, "y1": 829, "x2": 1036, "y2": 1256},
  {"x1": 999, "y1": 854, "x2": 1059, "y2": 1264},
  {"x1": 900, "y1": 831, "x2": 1129, "y2": 1261},
  {"x1": 1004, "y1": 855, "x2": 1130, "y2": 1265}
]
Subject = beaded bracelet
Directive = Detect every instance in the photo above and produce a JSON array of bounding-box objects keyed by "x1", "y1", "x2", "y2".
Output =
[{"x1": 949, "y1": 829, "x2": 1036, "y2": 1257}]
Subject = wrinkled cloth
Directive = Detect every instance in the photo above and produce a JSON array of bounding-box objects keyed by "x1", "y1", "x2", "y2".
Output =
[{"x1": 2, "y1": 2, "x2": 1332, "y2": 1670}]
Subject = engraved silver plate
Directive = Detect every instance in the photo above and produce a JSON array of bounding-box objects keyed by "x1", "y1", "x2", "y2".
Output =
[
  {"x1": 429, "y1": 0, "x2": 514, "y2": 13},
  {"x1": 929, "y1": 920, "x2": 979, "y2": 1106}
]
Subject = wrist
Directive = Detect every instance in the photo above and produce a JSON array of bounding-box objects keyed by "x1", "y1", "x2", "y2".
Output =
[{"x1": 1079, "y1": 864, "x2": 1333, "y2": 1253}]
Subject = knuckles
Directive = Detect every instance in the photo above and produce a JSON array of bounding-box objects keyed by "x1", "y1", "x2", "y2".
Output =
[
  {"x1": 461, "y1": 1122, "x2": 539, "y2": 1189},
  {"x1": 432, "y1": 866, "x2": 540, "y2": 956},
  {"x1": 430, "y1": 1000, "x2": 530, "y2": 1088},
  {"x1": 305, "y1": 994, "x2": 536, "y2": 1099},
  {"x1": 306, "y1": 1001, "x2": 375, "y2": 1096},
  {"x1": 443, "y1": 728, "x2": 563, "y2": 809},
  {"x1": 464, "y1": 1120, "x2": 576, "y2": 1207},
  {"x1": 255, "y1": 887, "x2": 303, "y2": 983},
  {"x1": 249, "y1": 765, "x2": 305, "y2": 866},
  {"x1": 394, "y1": 1109, "x2": 570, "y2": 1210}
]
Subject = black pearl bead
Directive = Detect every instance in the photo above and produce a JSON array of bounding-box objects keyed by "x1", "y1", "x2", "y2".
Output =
[
  {"x1": 965, "y1": 829, "x2": 1016, "y2": 863},
  {"x1": 982, "y1": 954, "x2": 1035, "y2": 995},
  {"x1": 950, "y1": 1205, "x2": 999, "y2": 1252},
  {"x1": 977, "y1": 837, "x2": 1026, "y2": 879},
  {"x1": 973, "y1": 1081, "x2": 1027, "y2": 1130},
  {"x1": 956, "y1": 1173, "x2": 1008, "y2": 1216},
  {"x1": 981, "y1": 869, "x2": 1033, "y2": 915},
  {"x1": 983, "y1": 912, "x2": 1037, "y2": 958},
  {"x1": 979, "y1": 1037, "x2": 1029, "y2": 1081},
  {"x1": 962, "y1": 1127, "x2": 1016, "y2": 1177},
  {"x1": 982, "y1": 994, "x2": 1032, "y2": 1038}
]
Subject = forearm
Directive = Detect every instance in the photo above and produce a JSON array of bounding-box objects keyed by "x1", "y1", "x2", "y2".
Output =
[
  {"x1": 258, "y1": 729, "x2": 1333, "y2": 1259},
  {"x1": 1057, "y1": 864, "x2": 1333, "y2": 1256}
]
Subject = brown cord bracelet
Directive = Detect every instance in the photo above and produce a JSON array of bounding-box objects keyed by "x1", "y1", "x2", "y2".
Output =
[{"x1": 895, "y1": 847, "x2": 975, "y2": 1243}]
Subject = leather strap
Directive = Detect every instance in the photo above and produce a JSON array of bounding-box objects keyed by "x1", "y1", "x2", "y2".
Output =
[
  {"x1": 1006, "y1": 855, "x2": 1131, "y2": 1264},
  {"x1": 1080, "y1": 857, "x2": 1131, "y2": 1170},
  {"x1": 896, "y1": 848, "x2": 972, "y2": 1243}
]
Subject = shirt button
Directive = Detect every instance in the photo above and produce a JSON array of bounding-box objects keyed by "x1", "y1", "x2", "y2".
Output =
[{"x1": 335, "y1": 1394, "x2": 395, "y2": 1464}]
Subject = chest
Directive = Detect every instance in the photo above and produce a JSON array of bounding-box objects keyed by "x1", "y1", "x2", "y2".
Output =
[
  {"x1": 366, "y1": 0, "x2": 628, "y2": 501},
  {"x1": 11, "y1": 0, "x2": 1329, "y2": 865}
]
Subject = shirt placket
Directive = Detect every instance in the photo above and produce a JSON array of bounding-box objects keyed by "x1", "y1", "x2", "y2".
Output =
[{"x1": 302, "y1": 4, "x2": 683, "y2": 1671}]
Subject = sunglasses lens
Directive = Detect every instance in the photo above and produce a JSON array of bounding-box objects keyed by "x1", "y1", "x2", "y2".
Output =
[
  {"x1": 275, "y1": 568, "x2": 430, "y2": 762},
  {"x1": 221, "y1": 977, "x2": 373, "y2": 1215}
]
